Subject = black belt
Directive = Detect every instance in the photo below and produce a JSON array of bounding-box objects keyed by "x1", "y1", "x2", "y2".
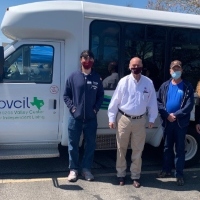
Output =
[{"x1": 118, "y1": 109, "x2": 144, "y2": 119}]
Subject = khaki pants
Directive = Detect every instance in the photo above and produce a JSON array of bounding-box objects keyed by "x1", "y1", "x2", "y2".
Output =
[{"x1": 116, "y1": 112, "x2": 146, "y2": 179}]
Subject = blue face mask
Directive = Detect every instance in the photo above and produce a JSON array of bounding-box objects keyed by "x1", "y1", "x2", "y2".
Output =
[{"x1": 171, "y1": 71, "x2": 182, "y2": 80}]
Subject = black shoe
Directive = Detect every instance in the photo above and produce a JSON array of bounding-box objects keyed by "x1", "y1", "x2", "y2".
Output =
[
  {"x1": 157, "y1": 171, "x2": 172, "y2": 178},
  {"x1": 176, "y1": 177, "x2": 184, "y2": 186},
  {"x1": 118, "y1": 177, "x2": 125, "y2": 186}
]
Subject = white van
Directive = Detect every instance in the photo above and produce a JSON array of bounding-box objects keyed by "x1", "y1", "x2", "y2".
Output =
[{"x1": 0, "y1": 1, "x2": 200, "y2": 166}]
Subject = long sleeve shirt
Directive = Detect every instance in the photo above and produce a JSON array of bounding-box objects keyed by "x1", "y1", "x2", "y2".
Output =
[
  {"x1": 63, "y1": 69, "x2": 104, "y2": 120},
  {"x1": 108, "y1": 74, "x2": 158, "y2": 123}
]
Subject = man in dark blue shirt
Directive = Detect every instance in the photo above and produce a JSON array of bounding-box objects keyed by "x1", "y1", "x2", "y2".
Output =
[
  {"x1": 63, "y1": 50, "x2": 104, "y2": 182},
  {"x1": 157, "y1": 60, "x2": 194, "y2": 186}
]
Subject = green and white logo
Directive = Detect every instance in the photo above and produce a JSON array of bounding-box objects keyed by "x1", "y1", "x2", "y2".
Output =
[
  {"x1": 0, "y1": 97, "x2": 45, "y2": 120},
  {"x1": 30, "y1": 97, "x2": 44, "y2": 110}
]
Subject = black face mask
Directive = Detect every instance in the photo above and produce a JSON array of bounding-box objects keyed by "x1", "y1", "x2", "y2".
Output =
[{"x1": 130, "y1": 67, "x2": 142, "y2": 74}]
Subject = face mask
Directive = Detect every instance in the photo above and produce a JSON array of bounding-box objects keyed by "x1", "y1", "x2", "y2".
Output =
[
  {"x1": 82, "y1": 60, "x2": 93, "y2": 70},
  {"x1": 130, "y1": 67, "x2": 142, "y2": 75},
  {"x1": 171, "y1": 71, "x2": 182, "y2": 80}
]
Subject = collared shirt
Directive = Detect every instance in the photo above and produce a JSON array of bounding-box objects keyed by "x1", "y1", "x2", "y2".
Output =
[
  {"x1": 103, "y1": 72, "x2": 119, "y2": 89},
  {"x1": 108, "y1": 74, "x2": 158, "y2": 123}
]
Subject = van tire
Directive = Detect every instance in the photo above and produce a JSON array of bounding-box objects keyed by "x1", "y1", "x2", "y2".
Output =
[{"x1": 184, "y1": 126, "x2": 200, "y2": 167}]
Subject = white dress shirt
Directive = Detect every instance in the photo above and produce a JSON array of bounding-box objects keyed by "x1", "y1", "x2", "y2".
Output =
[{"x1": 108, "y1": 74, "x2": 158, "y2": 123}]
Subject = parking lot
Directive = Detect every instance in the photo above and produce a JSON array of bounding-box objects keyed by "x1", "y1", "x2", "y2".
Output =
[{"x1": 0, "y1": 145, "x2": 200, "y2": 200}]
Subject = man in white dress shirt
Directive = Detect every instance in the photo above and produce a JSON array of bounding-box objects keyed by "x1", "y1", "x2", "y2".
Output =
[{"x1": 108, "y1": 57, "x2": 158, "y2": 187}]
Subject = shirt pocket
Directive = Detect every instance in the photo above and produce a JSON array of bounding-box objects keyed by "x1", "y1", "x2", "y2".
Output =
[{"x1": 143, "y1": 92, "x2": 149, "y2": 102}]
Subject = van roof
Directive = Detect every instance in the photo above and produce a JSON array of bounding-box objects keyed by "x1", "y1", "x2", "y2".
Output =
[{"x1": 1, "y1": 1, "x2": 200, "y2": 40}]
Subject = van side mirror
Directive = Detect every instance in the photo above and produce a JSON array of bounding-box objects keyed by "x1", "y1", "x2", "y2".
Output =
[{"x1": 0, "y1": 46, "x2": 4, "y2": 81}]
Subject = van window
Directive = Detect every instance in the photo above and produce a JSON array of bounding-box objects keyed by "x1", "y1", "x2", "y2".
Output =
[
  {"x1": 124, "y1": 24, "x2": 166, "y2": 90},
  {"x1": 4, "y1": 45, "x2": 53, "y2": 83},
  {"x1": 171, "y1": 28, "x2": 200, "y2": 88},
  {"x1": 90, "y1": 21, "x2": 166, "y2": 91},
  {"x1": 90, "y1": 21, "x2": 120, "y2": 90}
]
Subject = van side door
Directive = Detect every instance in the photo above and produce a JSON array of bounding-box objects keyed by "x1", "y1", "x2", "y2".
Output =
[{"x1": 0, "y1": 41, "x2": 61, "y2": 143}]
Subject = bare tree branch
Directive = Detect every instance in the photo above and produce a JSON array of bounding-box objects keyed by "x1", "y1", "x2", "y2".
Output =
[{"x1": 147, "y1": 0, "x2": 200, "y2": 14}]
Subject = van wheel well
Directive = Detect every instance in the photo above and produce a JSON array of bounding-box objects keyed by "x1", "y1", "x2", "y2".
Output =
[{"x1": 184, "y1": 126, "x2": 200, "y2": 167}]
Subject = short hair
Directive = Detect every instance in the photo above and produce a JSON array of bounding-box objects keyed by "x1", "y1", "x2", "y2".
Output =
[{"x1": 80, "y1": 50, "x2": 94, "y2": 59}]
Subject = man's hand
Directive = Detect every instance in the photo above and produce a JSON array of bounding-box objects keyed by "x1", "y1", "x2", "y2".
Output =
[
  {"x1": 196, "y1": 124, "x2": 200, "y2": 134},
  {"x1": 148, "y1": 122, "x2": 154, "y2": 129},
  {"x1": 167, "y1": 113, "x2": 176, "y2": 122},
  {"x1": 109, "y1": 122, "x2": 116, "y2": 129}
]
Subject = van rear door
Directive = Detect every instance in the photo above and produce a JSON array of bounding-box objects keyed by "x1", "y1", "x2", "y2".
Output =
[{"x1": 0, "y1": 41, "x2": 61, "y2": 143}]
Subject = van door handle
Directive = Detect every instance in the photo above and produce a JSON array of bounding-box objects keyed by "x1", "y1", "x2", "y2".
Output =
[{"x1": 53, "y1": 99, "x2": 57, "y2": 109}]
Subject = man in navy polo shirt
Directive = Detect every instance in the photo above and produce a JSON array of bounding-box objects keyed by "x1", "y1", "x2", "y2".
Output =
[{"x1": 157, "y1": 60, "x2": 194, "y2": 186}]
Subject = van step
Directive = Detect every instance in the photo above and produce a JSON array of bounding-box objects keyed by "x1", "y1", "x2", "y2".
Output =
[{"x1": 0, "y1": 144, "x2": 59, "y2": 160}]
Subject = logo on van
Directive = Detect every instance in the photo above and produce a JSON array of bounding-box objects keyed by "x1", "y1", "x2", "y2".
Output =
[
  {"x1": 0, "y1": 97, "x2": 44, "y2": 110},
  {"x1": 30, "y1": 97, "x2": 44, "y2": 110}
]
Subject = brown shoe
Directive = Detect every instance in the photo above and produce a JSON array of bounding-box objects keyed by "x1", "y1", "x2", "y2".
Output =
[
  {"x1": 118, "y1": 177, "x2": 125, "y2": 186},
  {"x1": 133, "y1": 179, "x2": 141, "y2": 188}
]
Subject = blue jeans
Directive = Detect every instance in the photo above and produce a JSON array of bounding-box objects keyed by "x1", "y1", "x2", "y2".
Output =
[
  {"x1": 162, "y1": 121, "x2": 187, "y2": 178},
  {"x1": 67, "y1": 115, "x2": 97, "y2": 171}
]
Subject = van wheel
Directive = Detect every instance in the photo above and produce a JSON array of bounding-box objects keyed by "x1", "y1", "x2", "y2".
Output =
[{"x1": 185, "y1": 127, "x2": 200, "y2": 167}]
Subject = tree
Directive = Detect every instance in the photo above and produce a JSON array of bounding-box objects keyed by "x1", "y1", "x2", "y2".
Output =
[{"x1": 147, "y1": 0, "x2": 200, "y2": 14}]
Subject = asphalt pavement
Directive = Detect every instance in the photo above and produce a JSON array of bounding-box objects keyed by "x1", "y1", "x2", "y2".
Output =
[{"x1": 0, "y1": 145, "x2": 200, "y2": 200}]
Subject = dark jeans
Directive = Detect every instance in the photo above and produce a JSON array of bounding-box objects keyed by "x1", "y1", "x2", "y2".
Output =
[
  {"x1": 162, "y1": 121, "x2": 187, "y2": 178},
  {"x1": 68, "y1": 115, "x2": 97, "y2": 171}
]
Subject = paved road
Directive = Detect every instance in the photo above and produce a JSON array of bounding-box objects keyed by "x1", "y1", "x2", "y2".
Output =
[
  {"x1": 0, "y1": 145, "x2": 200, "y2": 200},
  {"x1": 0, "y1": 144, "x2": 162, "y2": 179}
]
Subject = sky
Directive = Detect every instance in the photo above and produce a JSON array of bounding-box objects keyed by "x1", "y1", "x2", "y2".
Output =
[{"x1": 0, "y1": 0, "x2": 148, "y2": 44}]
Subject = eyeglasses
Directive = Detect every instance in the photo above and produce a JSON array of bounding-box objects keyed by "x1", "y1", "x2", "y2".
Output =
[{"x1": 82, "y1": 55, "x2": 94, "y2": 61}]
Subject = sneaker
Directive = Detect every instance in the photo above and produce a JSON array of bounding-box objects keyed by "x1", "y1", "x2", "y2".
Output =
[
  {"x1": 67, "y1": 170, "x2": 78, "y2": 182},
  {"x1": 82, "y1": 169, "x2": 94, "y2": 181}
]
